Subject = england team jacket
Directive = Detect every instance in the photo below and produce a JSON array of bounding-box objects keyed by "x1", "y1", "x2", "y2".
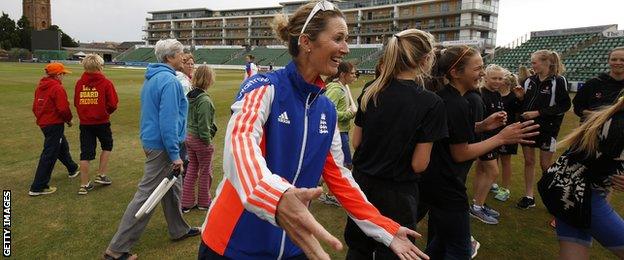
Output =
[{"x1": 201, "y1": 61, "x2": 401, "y2": 259}]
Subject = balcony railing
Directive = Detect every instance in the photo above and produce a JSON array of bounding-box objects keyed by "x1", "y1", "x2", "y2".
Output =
[{"x1": 461, "y1": 2, "x2": 497, "y2": 13}]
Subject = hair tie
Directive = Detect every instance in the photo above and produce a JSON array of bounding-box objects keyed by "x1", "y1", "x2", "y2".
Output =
[
  {"x1": 447, "y1": 47, "x2": 471, "y2": 74},
  {"x1": 393, "y1": 34, "x2": 400, "y2": 40}
]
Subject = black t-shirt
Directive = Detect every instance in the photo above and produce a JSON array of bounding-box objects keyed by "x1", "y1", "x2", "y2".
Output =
[
  {"x1": 353, "y1": 79, "x2": 448, "y2": 182},
  {"x1": 421, "y1": 84, "x2": 477, "y2": 210},
  {"x1": 480, "y1": 87, "x2": 504, "y2": 137},
  {"x1": 501, "y1": 91, "x2": 521, "y2": 124},
  {"x1": 464, "y1": 89, "x2": 485, "y2": 141}
]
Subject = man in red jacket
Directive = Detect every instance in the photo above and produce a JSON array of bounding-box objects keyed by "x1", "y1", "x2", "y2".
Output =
[
  {"x1": 30, "y1": 63, "x2": 80, "y2": 196},
  {"x1": 74, "y1": 54, "x2": 119, "y2": 195}
]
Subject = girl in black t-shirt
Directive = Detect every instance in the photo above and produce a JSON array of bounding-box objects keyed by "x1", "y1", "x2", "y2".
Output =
[
  {"x1": 494, "y1": 73, "x2": 525, "y2": 202},
  {"x1": 470, "y1": 64, "x2": 508, "y2": 225},
  {"x1": 420, "y1": 45, "x2": 539, "y2": 259},
  {"x1": 345, "y1": 29, "x2": 445, "y2": 260}
]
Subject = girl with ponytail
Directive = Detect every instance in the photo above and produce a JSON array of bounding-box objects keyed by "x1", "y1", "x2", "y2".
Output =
[
  {"x1": 546, "y1": 95, "x2": 624, "y2": 259},
  {"x1": 419, "y1": 45, "x2": 539, "y2": 259},
  {"x1": 516, "y1": 49, "x2": 572, "y2": 210},
  {"x1": 346, "y1": 29, "x2": 445, "y2": 259}
]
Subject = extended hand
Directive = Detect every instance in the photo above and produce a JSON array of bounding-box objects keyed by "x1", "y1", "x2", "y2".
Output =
[
  {"x1": 482, "y1": 111, "x2": 507, "y2": 131},
  {"x1": 389, "y1": 227, "x2": 429, "y2": 260},
  {"x1": 276, "y1": 187, "x2": 342, "y2": 260},
  {"x1": 521, "y1": 111, "x2": 540, "y2": 120},
  {"x1": 496, "y1": 120, "x2": 540, "y2": 145}
]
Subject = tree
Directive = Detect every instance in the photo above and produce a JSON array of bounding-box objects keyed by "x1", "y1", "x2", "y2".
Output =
[
  {"x1": 17, "y1": 16, "x2": 32, "y2": 50},
  {"x1": 0, "y1": 13, "x2": 19, "y2": 50},
  {"x1": 48, "y1": 25, "x2": 79, "y2": 47}
]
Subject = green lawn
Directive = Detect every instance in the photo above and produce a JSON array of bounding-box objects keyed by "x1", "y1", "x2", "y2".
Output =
[{"x1": 1, "y1": 62, "x2": 622, "y2": 259}]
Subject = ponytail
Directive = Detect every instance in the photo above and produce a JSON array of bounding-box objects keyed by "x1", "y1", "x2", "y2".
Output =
[
  {"x1": 360, "y1": 29, "x2": 435, "y2": 111},
  {"x1": 532, "y1": 50, "x2": 565, "y2": 77}
]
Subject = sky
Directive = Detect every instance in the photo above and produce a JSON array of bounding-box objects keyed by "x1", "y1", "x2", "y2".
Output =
[{"x1": 1, "y1": 0, "x2": 623, "y2": 46}]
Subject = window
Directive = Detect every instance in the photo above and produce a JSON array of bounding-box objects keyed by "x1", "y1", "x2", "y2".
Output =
[
  {"x1": 441, "y1": 3, "x2": 449, "y2": 12},
  {"x1": 430, "y1": 3, "x2": 438, "y2": 12}
]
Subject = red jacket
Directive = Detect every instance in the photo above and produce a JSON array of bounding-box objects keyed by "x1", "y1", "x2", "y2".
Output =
[
  {"x1": 32, "y1": 76, "x2": 72, "y2": 128},
  {"x1": 74, "y1": 72, "x2": 118, "y2": 125}
]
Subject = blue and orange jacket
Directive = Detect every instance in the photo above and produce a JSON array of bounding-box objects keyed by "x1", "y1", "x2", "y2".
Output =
[{"x1": 201, "y1": 61, "x2": 401, "y2": 259}]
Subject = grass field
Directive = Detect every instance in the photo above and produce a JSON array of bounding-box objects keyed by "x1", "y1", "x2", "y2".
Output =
[{"x1": 1, "y1": 61, "x2": 622, "y2": 259}]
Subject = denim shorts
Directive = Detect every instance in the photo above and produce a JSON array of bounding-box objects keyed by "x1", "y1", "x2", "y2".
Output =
[{"x1": 556, "y1": 191, "x2": 624, "y2": 250}]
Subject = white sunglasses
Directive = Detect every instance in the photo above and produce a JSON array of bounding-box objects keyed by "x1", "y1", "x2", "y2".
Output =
[{"x1": 298, "y1": 1, "x2": 336, "y2": 45}]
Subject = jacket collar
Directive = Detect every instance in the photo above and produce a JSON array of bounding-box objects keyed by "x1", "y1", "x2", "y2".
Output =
[{"x1": 285, "y1": 61, "x2": 326, "y2": 96}]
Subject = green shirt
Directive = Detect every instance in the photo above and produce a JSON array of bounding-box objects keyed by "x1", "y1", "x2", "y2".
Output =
[
  {"x1": 325, "y1": 81, "x2": 355, "y2": 132},
  {"x1": 186, "y1": 89, "x2": 217, "y2": 144}
]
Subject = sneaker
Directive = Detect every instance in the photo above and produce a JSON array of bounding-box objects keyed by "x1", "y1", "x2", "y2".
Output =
[
  {"x1": 94, "y1": 175, "x2": 112, "y2": 185},
  {"x1": 470, "y1": 205, "x2": 499, "y2": 224},
  {"x1": 489, "y1": 183, "x2": 499, "y2": 193},
  {"x1": 182, "y1": 205, "x2": 196, "y2": 213},
  {"x1": 78, "y1": 182, "x2": 94, "y2": 195},
  {"x1": 197, "y1": 206, "x2": 210, "y2": 211},
  {"x1": 321, "y1": 194, "x2": 341, "y2": 207},
  {"x1": 482, "y1": 204, "x2": 500, "y2": 218},
  {"x1": 172, "y1": 227, "x2": 201, "y2": 241},
  {"x1": 318, "y1": 193, "x2": 329, "y2": 203},
  {"x1": 494, "y1": 188, "x2": 510, "y2": 202},
  {"x1": 69, "y1": 169, "x2": 80, "y2": 178},
  {"x1": 29, "y1": 187, "x2": 57, "y2": 196},
  {"x1": 471, "y1": 236, "x2": 480, "y2": 259},
  {"x1": 516, "y1": 196, "x2": 536, "y2": 209}
]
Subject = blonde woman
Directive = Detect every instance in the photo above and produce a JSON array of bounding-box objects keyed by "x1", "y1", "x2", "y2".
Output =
[
  {"x1": 470, "y1": 64, "x2": 507, "y2": 225},
  {"x1": 346, "y1": 29, "x2": 446, "y2": 259},
  {"x1": 198, "y1": 2, "x2": 427, "y2": 259},
  {"x1": 543, "y1": 96, "x2": 624, "y2": 260},
  {"x1": 181, "y1": 65, "x2": 217, "y2": 213},
  {"x1": 517, "y1": 50, "x2": 571, "y2": 209}
]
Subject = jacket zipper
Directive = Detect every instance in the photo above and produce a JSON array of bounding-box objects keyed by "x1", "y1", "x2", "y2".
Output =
[{"x1": 278, "y1": 93, "x2": 312, "y2": 260}]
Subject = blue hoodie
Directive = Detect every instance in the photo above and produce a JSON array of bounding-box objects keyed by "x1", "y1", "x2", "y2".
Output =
[{"x1": 139, "y1": 63, "x2": 188, "y2": 161}]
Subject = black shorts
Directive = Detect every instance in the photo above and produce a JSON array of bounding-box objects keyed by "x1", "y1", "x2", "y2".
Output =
[
  {"x1": 79, "y1": 123, "x2": 113, "y2": 161},
  {"x1": 521, "y1": 117, "x2": 561, "y2": 152},
  {"x1": 499, "y1": 143, "x2": 518, "y2": 155},
  {"x1": 479, "y1": 134, "x2": 500, "y2": 161},
  {"x1": 523, "y1": 131, "x2": 558, "y2": 152},
  {"x1": 479, "y1": 147, "x2": 499, "y2": 161}
]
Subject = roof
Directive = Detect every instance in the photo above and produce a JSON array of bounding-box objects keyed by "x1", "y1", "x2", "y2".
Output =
[{"x1": 149, "y1": 8, "x2": 211, "y2": 14}]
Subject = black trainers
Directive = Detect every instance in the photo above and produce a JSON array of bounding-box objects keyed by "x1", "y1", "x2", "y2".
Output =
[
  {"x1": 173, "y1": 227, "x2": 201, "y2": 241},
  {"x1": 181, "y1": 205, "x2": 196, "y2": 214},
  {"x1": 94, "y1": 175, "x2": 112, "y2": 185},
  {"x1": 69, "y1": 169, "x2": 80, "y2": 178},
  {"x1": 516, "y1": 196, "x2": 536, "y2": 209},
  {"x1": 78, "y1": 182, "x2": 95, "y2": 195}
]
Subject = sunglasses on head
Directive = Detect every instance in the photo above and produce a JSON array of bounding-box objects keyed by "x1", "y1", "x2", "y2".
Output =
[{"x1": 298, "y1": 1, "x2": 336, "y2": 45}]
